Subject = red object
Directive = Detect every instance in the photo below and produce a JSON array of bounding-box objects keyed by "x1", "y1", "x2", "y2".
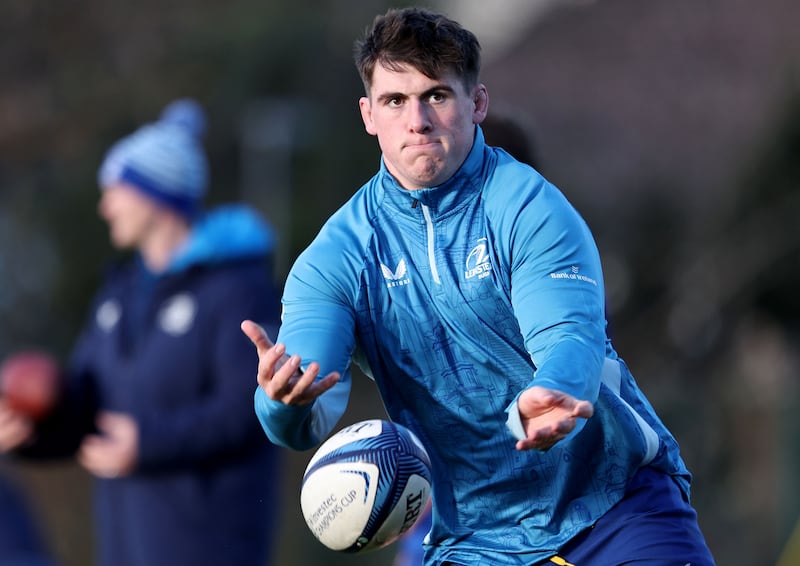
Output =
[{"x1": 0, "y1": 351, "x2": 62, "y2": 420}]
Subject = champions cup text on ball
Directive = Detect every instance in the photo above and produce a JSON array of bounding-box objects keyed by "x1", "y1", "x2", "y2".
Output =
[
  {"x1": 306, "y1": 478, "x2": 427, "y2": 541},
  {"x1": 300, "y1": 419, "x2": 432, "y2": 553}
]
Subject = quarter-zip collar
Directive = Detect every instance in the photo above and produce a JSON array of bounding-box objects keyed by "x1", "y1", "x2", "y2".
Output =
[{"x1": 378, "y1": 126, "x2": 487, "y2": 220}]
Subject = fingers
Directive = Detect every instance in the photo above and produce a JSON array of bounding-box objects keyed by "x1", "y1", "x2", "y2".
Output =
[
  {"x1": 240, "y1": 320, "x2": 275, "y2": 355},
  {"x1": 515, "y1": 417, "x2": 574, "y2": 452},
  {"x1": 264, "y1": 350, "x2": 300, "y2": 395},
  {"x1": 519, "y1": 386, "x2": 564, "y2": 412},
  {"x1": 78, "y1": 432, "x2": 109, "y2": 474},
  {"x1": 95, "y1": 411, "x2": 136, "y2": 439},
  {"x1": 268, "y1": 359, "x2": 341, "y2": 406},
  {"x1": 572, "y1": 399, "x2": 594, "y2": 419},
  {"x1": 0, "y1": 404, "x2": 34, "y2": 451},
  {"x1": 94, "y1": 411, "x2": 121, "y2": 432},
  {"x1": 78, "y1": 434, "x2": 120, "y2": 479},
  {"x1": 515, "y1": 386, "x2": 594, "y2": 452},
  {"x1": 259, "y1": 343, "x2": 291, "y2": 383},
  {"x1": 243, "y1": 323, "x2": 296, "y2": 391}
]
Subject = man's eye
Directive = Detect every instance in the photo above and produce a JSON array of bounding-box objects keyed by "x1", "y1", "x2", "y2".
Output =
[
  {"x1": 429, "y1": 93, "x2": 445, "y2": 103},
  {"x1": 387, "y1": 98, "x2": 403, "y2": 108}
]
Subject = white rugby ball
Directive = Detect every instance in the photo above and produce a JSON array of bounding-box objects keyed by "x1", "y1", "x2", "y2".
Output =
[{"x1": 300, "y1": 419, "x2": 432, "y2": 553}]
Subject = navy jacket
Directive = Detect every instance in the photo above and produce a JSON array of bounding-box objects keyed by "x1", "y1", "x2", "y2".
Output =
[{"x1": 24, "y1": 205, "x2": 282, "y2": 566}]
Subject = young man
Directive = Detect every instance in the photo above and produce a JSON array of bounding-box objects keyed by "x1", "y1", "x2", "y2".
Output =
[
  {"x1": 0, "y1": 99, "x2": 283, "y2": 566},
  {"x1": 242, "y1": 8, "x2": 715, "y2": 565}
]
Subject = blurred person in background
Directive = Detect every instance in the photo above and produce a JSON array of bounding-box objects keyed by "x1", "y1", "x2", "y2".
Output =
[
  {"x1": 0, "y1": 470, "x2": 56, "y2": 566},
  {"x1": 243, "y1": 7, "x2": 715, "y2": 565},
  {"x1": 0, "y1": 99, "x2": 282, "y2": 566}
]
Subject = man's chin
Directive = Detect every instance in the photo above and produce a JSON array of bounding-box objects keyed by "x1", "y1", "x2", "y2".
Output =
[{"x1": 408, "y1": 162, "x2": 447, "y2": 188}]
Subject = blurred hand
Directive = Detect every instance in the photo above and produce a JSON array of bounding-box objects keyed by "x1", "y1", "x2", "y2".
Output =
[
  {"x1": 241, "y1": 320, "x2": 340, "y2": 406},
  {"x1": 0, "y1": 400, "x2": 35, "y2": 451},
  {"x1": 78, "y1": 411, "x2": 139, "y2": 479},
  {"x1": 515, "y1": 386, "x2": 594, "y2": 451}
]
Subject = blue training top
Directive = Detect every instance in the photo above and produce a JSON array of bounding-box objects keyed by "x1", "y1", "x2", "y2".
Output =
[{"x1": 255, "y1": 126, "x2": 691, "y2": 564}]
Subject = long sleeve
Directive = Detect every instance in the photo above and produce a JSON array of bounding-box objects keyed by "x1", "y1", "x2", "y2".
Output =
[
  {"x1": 254, "y1": 214, "x2": 364, "y2": 451},
  {"x1": 488, "y1": 169, "x2": 607, "y2": 403}
]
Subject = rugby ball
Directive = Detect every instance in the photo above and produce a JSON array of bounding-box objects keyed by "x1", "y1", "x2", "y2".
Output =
[{"x1": 300, "y1": 419, "x2": 432, "y2": 553}]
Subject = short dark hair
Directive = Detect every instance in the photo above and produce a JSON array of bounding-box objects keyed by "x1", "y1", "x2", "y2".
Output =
[{"x1": 354, "y1": 7, "x2": 482, "y2": 94}]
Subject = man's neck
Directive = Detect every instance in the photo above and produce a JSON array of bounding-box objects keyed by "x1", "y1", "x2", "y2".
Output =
[{"x1": 139, "y1": 216, "x2": 191, "y2": 273}]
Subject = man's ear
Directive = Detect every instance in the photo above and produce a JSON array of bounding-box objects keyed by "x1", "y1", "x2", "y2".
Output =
[
  {"x1": 472, "y1": 84, "x2": 489, "y2": 124},
  {"x1": 359, "y1": 97, "x2": 377, "y2": 136}
]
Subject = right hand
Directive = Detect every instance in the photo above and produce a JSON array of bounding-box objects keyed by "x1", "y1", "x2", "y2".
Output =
[
  {"x1": 240, "y1": 320, "x2": 340, "y2": 406},
  {"x1": 0, "y1": 400, "x2": 35, "y2": 452}
]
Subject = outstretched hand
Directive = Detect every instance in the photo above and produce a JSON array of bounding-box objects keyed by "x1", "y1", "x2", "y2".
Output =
[
  {"x1": 515, "y1": 386, "x2": 594, "y2": 451},
  {"x1": 240, "y1": 320, "x2": 340, "y2": 406}
]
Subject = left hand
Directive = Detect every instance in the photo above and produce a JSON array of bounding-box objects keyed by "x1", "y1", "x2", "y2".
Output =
[
  {"x1": 78, "y1": 411, "x2": 139, "y2": 479},
  {"x1": 515, "y1": 386, "x2": 594, "y2": 451}
]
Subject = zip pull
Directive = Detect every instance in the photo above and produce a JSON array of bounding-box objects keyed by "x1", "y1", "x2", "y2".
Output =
[
  {"x1": 420, "y1": 203, "x2": 442, "y2": 285},
  {"x1": 411, "y1": 199, "x2": 418, "y2": 208}
]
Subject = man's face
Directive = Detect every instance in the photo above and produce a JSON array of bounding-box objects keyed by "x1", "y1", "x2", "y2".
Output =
[
  {"x1": 98, "y1": 182, "x2": 161, "y2": 250},
  {"x1": 359, "y1": 63, "x2": 488, "y2": 191}
]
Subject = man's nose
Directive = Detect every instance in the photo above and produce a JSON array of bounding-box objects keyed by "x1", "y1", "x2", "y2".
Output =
[{"x1": 407, "y1": 99, "x2": 432, "y2": 133}]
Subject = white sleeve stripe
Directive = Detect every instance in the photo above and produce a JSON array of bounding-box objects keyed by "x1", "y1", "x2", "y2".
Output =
[{"x1": 601, "y1": 358, "x2": 659, "y2": 466}]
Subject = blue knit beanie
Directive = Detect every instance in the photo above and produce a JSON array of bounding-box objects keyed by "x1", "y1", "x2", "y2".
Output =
[{"x1": 98, "y1": 99, "x2": 209, "y2": 218}]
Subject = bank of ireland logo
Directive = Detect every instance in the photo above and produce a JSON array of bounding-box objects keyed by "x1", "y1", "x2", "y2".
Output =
[
  {"x1": 465, "y1": 238, "x2": 492, "y2": 280},
  {"x1": 548, "y1": 265, "x2": 598, "y2": 286},
  {"x1": 381, "y1": 258, "x2": 410, "y2": 288}
]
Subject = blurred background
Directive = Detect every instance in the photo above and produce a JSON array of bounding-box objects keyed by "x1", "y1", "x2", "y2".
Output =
[{"x1": 1, "y1": 0, "x2": 798, "y2": 564}]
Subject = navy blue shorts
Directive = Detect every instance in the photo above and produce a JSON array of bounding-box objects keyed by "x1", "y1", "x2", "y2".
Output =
[{"x1": 547, "y1": 466, "x2": 715, "y2": 565}]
